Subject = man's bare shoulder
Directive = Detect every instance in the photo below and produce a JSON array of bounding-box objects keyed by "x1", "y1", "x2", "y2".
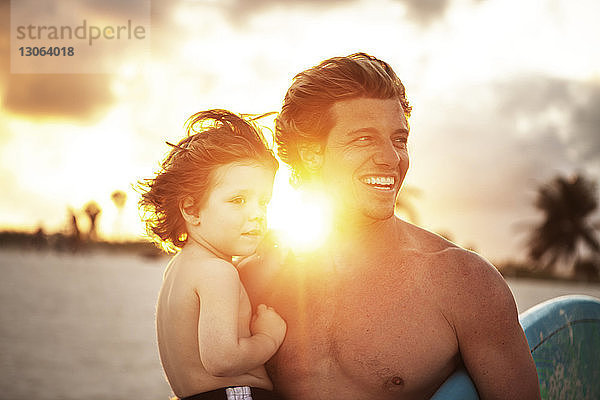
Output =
[
  {"x1": 397, "y1": 219, "x2": 497, "y2": 276},
  {"x1": 421, "y1": 242, "x2": 518, "y2": 330},
  {"x1": 417, "y1": 233, "x2": 538, "y2": 399},
  {"x1": 396, "y1": 219, "x2": 516, "y2": 313},
  {"x1": 416, "y1": 236, "x2": 505, "y2": 294},
  {"x1": 395, "y1": 217, "x2": 458, "y2": 254}
]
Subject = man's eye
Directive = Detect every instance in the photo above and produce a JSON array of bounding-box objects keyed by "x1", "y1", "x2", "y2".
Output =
[
  {"x1": 393, "y1": 137, "x2": 408, "y2": 146},
  {"x1": 356, "y1": 136, "x2": 372, "y2": 143}
]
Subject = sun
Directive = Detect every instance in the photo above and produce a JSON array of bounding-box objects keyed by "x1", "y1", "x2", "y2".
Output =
[{"x1": 268, "y1": 169, "x2": 332, "y2": 253}]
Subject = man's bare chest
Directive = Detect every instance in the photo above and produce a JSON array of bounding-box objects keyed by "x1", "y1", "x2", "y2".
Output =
[{"x1": 265, "y1": 260, "x2": 460, "y2": 398}]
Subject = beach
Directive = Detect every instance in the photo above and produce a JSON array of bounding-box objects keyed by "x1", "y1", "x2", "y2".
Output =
[{"x1": 1, "y1": 249, "x2": 599, "y2": 400}]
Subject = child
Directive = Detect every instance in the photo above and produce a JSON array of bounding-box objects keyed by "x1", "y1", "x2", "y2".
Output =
[{"x1": 139, "y1": 110, "x2": 287, "y2": 400}]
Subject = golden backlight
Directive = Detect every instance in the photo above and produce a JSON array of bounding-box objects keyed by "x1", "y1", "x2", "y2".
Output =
[{"x1": 268, "y1": 169, "x2": 333, "y2": 254}]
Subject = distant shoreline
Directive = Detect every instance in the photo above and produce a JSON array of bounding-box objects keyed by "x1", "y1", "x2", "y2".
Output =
[
  {"x1": 1, "y1": 229, "x2": 598, "y2": 283},
  {"x1": 0, "y1": 229, "x2": 166, "y2": 259}
]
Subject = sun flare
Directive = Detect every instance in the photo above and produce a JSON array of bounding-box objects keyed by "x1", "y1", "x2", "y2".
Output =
[{"x1": 268, "y1": 170, "x2": 333, "y2": 253}]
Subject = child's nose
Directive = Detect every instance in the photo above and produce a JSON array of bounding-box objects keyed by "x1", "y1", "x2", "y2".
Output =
[{"x1": 249, "y1": 204, "x2": 266, "y2": 222}]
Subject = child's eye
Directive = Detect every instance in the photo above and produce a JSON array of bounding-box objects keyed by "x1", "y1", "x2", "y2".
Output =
[{"x1": 231, "y1": 197, "x2": 246, "y2": 205}]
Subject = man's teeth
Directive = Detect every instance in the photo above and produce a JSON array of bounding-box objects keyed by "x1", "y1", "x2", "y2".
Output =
[{"x1": 361, "y1": 176, "x2": 395, "y2": 186}]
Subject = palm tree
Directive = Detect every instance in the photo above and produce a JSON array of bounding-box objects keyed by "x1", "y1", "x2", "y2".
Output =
[
  {"x1": 527, "y1": 173, "x2": 600, "y2": 273},
  {"x1": 111, "y1": 190, "x2": 127, "y2": 240},
  {"x1": 84, "y1": 201, "x2": 102, "y2": 241},
  {"x1": 111, "y1": 190, "x2": 127, "y2": 210}
]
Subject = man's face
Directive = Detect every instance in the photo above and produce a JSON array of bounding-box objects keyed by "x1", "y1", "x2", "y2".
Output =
[{"x1": 319, "y1": 97, "x2": 409, "y2": 223}]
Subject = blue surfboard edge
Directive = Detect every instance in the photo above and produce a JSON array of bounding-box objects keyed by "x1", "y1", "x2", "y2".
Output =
[
  {"x1": 518, "y1": 294, "x2": 600, "y2": 352},
  {"x1": 430, "y1": 294, "x2": 600, "y2": 400}
]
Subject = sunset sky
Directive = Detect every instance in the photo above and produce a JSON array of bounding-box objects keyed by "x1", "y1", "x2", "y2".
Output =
[{"x1": 1, "y1": 0, "x2": 599, "y2": 262}]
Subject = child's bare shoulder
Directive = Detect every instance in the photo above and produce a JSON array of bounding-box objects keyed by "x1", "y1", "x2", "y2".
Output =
[{"x1": 175, "y1": 253, "x2": 241, "y2": 292}]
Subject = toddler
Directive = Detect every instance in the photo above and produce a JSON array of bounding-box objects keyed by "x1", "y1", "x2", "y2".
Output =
[{"x1": 139, "y1": 110, "x2": 286, "y2": 400}]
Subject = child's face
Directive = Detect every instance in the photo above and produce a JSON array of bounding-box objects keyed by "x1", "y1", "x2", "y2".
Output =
[{"x1": 191, "y1": 162, "x2": 275, "y2": 259}]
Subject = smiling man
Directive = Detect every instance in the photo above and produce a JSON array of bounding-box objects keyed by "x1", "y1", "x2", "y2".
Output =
[{"x1": 240, "y1": 53, "x2": 540, "y2": 400}]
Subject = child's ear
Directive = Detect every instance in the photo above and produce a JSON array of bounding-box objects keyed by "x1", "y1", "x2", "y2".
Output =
[
  {"x1": 298, "y1": 142, "x2": 323, "y2": 173},
  {"x1": 180, "y1": 196, "x2": 201, "y2": 225}
]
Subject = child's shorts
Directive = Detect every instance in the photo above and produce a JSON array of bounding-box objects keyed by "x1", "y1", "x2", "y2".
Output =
[{"x1": 180, "y1": 386, "x2": 283, "y2": 400}]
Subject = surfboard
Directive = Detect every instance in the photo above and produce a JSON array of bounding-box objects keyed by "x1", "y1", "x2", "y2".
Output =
[{"x1": 430, "y1": 295, "x2": 600, "y2": 399}]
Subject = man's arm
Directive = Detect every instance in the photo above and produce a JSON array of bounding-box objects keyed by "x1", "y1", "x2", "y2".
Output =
[{"x1": 445, "y1": 251, "x2": 541, "y2": 400}]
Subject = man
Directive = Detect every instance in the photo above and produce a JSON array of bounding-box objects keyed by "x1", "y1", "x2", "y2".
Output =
[{"x1": 240, "y1": 53, "x2": 540, "y2": 399}]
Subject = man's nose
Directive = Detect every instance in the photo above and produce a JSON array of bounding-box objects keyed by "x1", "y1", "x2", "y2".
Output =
[{"x1": 373, "y1": 140, "x2": 400, "y2": 167}]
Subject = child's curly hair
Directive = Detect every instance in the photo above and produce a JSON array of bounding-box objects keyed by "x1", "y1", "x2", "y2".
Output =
[{"x1": 138, "y1": 109, "x2": 279, "y2": 253}]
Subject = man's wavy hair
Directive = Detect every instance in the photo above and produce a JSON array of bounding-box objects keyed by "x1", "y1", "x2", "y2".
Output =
[
  {"x1": 275, "y1": 52, "x2": 412, "y2": 186},
  {"x1": 138, "y1": 110, "x2": 278, "y2": 253}
]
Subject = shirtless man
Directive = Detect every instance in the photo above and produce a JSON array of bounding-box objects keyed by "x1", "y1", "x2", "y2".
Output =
[{"x1": 240, "y1": 53, "x2": 540, "y2": 399}]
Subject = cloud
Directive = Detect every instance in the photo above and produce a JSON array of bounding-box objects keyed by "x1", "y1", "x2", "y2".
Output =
[
  {"x1": 0, "y1": 0, "x2": 173, "y2": 122},
  {"x1": 494, "y1": 75, "x2": 600, "y2": 165},
  {"x1": 190, "y1": 0, "x2": 452, "y2": 26},
  {"x1": 226, "y1": 0, "x2": 351, "y2": 12},
  {"x1": 495, "y1": 76, "x2": 572, "y2": 115},
  {"x1": 217, "y1": 0, "x2": 463, "y2": 26},
  {"x1": 571, "y1": 87, "x2": 600, "y2": 163},
  {"x1": 2, "y1": 74, "x2": 114, "y2": 120},
  {"x1": 0, "y1": 1, "x2": 112, "y2": 120},
  {"x1": 78, "y1": 0, "x2": 151, "y2": 19},
  {"x1": 417, "y1": 74, "x2": 599, "y2": 206},
  {"x1": 0, "y1": 0, "x2": 10, "y2": 74},
  {"x1": 210, "y1": 0, "x2": 456, "y2": 26},
  {"x1": 394, "y1": 0, "x2": 450, "y2": 25},
  {"x1": 0, "y1": 0, "x2": 172, "y2": 121},
  {"x1": 206, "y1": 0, "x2": 355, "y2": 25},
  {"x1": 409, "y1": 74, "x2": 599, "y2": 260}
]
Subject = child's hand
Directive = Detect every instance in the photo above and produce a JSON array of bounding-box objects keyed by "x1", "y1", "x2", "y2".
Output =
[{"x1": 251, "y1": 304, "x2": 287, "y2": 348}]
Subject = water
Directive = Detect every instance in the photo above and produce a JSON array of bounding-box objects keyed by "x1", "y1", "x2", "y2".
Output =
[{"x1": 1, "y1": 249, "x2": 598, "y2": 399}]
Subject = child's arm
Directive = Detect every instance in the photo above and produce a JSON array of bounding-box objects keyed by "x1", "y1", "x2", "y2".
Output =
[{"x1": 195, "y1": 259, "x2": 286, "y2": 377}]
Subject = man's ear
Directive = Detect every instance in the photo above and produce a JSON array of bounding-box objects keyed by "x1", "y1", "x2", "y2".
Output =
[
  {"x1": 180, "y1": 196, "x2": 201, "y2": 225},
  {"x1": 298, "y1": 142, "x2": 323, "y2": 173}
]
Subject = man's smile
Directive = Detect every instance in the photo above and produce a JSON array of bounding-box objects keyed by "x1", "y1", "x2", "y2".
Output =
[{"x1": 359, "y1": 175, "x2": 397, "y2": 191}]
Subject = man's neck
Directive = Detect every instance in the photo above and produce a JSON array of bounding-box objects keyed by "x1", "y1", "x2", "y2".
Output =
[
  {"x1": 329, "y1": 215, "x2": 399, "y2": 256},
  {"x1": 334, "y1": 208, "x2": 393, "y2": 234}
]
